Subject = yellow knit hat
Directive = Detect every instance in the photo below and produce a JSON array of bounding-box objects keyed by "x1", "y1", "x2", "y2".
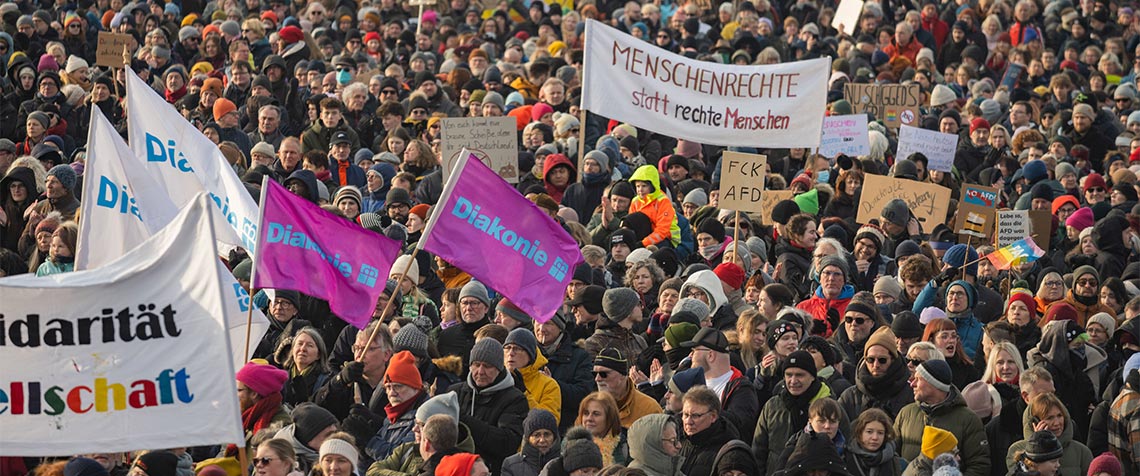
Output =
[{"x1": 921, "y1": 425, "x2": 958, "y2": 459}]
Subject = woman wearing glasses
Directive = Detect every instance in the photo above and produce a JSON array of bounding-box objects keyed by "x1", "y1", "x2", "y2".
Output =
[
  {"x1": 254, "y1": 438, "x2": 302, "y2": 476},
  {"x1": 839, "y1": 326, "x2": 914, "y2": 420},
  {"x1": 923, "y1": 318, "x2": 980, "y2": 390},
  {"x1": 1005, "y1": 288, "x2": 1042, "y2": 358}
]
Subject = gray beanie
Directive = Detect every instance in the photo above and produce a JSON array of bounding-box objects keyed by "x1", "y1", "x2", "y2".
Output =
[
  {"x1": 602, "y1": 287, "x2": 640, "y2": 322},
  {"x1": 504, "y1": 327, "x2": 538, "y2": 364},
  {"x1": 459, "y1": 280, "x2": 490, "y2": 306},
  {"x1": 27, "y1": 111, "x2": 51, "y2": 130},
  {"x1": 220, "y1": 20, "x2": 241, "y2": 38},
  {"x1": 251, "y1": 141, "x2": 276, "y2": 158},
  {"x1": 746, "y1": 236, "x2": 768, "y2": 262},
  {"x1": 415, "y1": 391, "x2": 460, "y2": 424},
  {"x1": 523, "y1": 409, "x2": 559, "y2": 438},
  {"x1": 1055, "y1": 162, "x2": 1077, "y2": 179},
  {"x1": 979, "y1": 99, "x2": 1002, "y2": 124},
  {"x1": 483, "y1": 91, "x2": 505, "y2": 111},
  {"x1": 16, "y1": 15, "x2": 33, "y2": 28},
  {"x1": 683, "y1": 188, "x2": 708, "y2": 207},
  {"x1": 393, "y1": 323, "x2": 429, "y2": 359},
  {"x1": 48, "y1": 164, "x2": 77, "y2": 191},
  {"x1": 496, "y1": 299, "x2": 533, "y2": 325},
  {"x1": 179, "y1": 25, "x2": 200, "y2": 42},
  {"x1": 881, "y1": 199, "x2": 910, "y2": 227},
  {"x1": 1128, "y1": 110, "x2": 1140, "y2": 126},
  {"x1": 470, "y1": 338, "x2": 505, "y2": 372},
  {"x1": 152, "y1": 45, "x2": 171, "y2": 60},
  {"x1": 818, "y1": 255, "x2": 848, "y2": 279},
  {"x1": 561, "y1": 427, "x2": 605, "y2": 473},
  {"x1": 671, "y1": 297, "x2": 710, "y2": 320}
]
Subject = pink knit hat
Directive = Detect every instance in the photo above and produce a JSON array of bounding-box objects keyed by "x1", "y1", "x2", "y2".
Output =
[
  {"x1": 236, "y1": 361, "x2": 288, "y2": 396},
  {"x1": 1065, "y1": 207, "x2": 1094, "y2": 231}
]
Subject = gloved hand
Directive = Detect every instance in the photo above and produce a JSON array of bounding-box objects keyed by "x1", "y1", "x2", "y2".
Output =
[
  {"x1": 338, "y1": 361, "x2": 366, "y2": 387},
  {"x1": 341, "y1": 404, "x2": 381, "y2": 450}
]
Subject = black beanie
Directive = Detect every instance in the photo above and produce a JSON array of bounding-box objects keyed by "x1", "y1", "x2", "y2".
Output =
[
  {"x1": 292, "y1": 403, "x2": 339, "y2": 448},
  {"x1": 696, "y1": 217, "x2": 726, "y2": 243},
  {"x1": 800, "y1": 336, "x2": 839, "y2": 366},
  {"x1": 620, "y1": 135, "x2": 640, "y2": 155},
  {"x1": 666, "y1": 154, "x2": 690, "y2": 171},
  {"x1": 783, "y1": 350, "x2": 818, "y2": 376},
  {"x1": 610, "y1": 181, "x2": 636, "y2": 200},
  {"x1": 609, "y1": 228, "x2": 639, "y2": 250},
  {"x1": 771, "y1": 199, "x2": 800, "y2": 225},
  {"x1": 1114, "y1": 182, "x2": 1139, "y2": 202}
]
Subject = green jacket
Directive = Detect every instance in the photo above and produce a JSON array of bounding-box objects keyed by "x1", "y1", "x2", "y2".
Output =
[
  {"x1": 366, "y1": 422, "x2": 475, "y2": 476},
  {"x1": 1005, "y1": 405, "x2": 1092, "y2": 476},
  {"x1": 753, "y1": 382, "x2": 834, "y2": 476},
  {"x1": 894, "y1": 387, "x2": 990, "y2": 476}
]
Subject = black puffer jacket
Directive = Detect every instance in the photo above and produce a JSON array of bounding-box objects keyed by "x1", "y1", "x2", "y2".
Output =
[
  {"x1": 774, "y1": 236, "x2": 813, "y2": 301},
  {"x1": 449, "y1": 372, "x2": 529, "y2": 474},
  {"x1": 680, "y1": 417, "x2": 739, "y2": 476}
]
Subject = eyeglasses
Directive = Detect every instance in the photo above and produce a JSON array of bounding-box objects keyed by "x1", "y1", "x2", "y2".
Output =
[
  {"x1": 352, "y1": 343, "x2": 382, "y2": 353},
  {"x1": 844, "y1": 315, "x2": 869, "y2": 325},
  {"x1": 253, "y1": 457, "x2": 276, "y2": 466},
  {"x1": 661, "y1": 437, "x2": 682, "y2": 447},
  {"x1": 459, "y1": 299, "x2": 485, "y2": 307},
  {"x1": 270, "y1": 299, "x2": 295, "y2": 307},
  {"x1": 381, "y1": 89, "x2": 398, "y2": 95},
  {"x1": 682, "y1": 410, "x2": 710, "y2": 420},
  {"x1": 1043, "y1": 280, "x2": 1064, "y2": 288},
  {"x1": 906, "y1": 357, "x2": 924, "y2": 366},
  {"x1": 866, "y1": 356, "x2": 889, "y2": 365},
  {"x1": 1087, "y1": 187, "x2": 1105, "y2": 193}
]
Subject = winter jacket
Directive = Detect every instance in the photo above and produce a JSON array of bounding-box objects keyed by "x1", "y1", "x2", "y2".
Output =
[
  {"x1": 679, "y1": 269, "x2": 729, "y2": 322},
  {"x1": 629, "y1": 165, "x2": 681, "y2": 247},
  {"x1": 274, "y1": 424, "x2": 321, "y2": 474},
  {"x1": 775, "y1": 236, "x2": 814, "y2": 300},
  {"x1": 366, "y1": 422, "x2": 476, "y2": 476},
  {"x1": 541, "y1": 335, "x2": 594, "y2": 432},
  {"x1": 35, "y1": 259, "x2": 73, "y2": 276},
  {"x1": 437, "y1": 316, "x2": 490, "y2": 369},
  {"x1": 300, "y1": 120, "x2": 360, "y2": 155},
  {"x1": 613, "y1": 377, "x2": 664, "y2": 427},
  {"x1": 1060, "y1": 291, "x2": 1116, "y2": 328},
  {"x1": 627, "y1": 414, "x2": 685, "y2": 476},
  {"x1": 681, "y1": 417, "x2": 739, "y2": 476},
  {"x1": 1005, "y1": 405, "x2": 1092, "y2": 476},
  {"x1": 582, "y1": 320, "x2": 648, "y2": 363},
  {"x1": 754, "y1": 381, "x2": 834, "y2": 476},
  {"x1": 283, "y1": 169, "x2": 322, "y2": 203},
  {"x1": 365, "y1": 392, "x2": 429, "y2": 461},
  {"x1": 1026, "y1": 323, "x2": 1101, "y2": 442},
  {"x1": 719, "y1": 368, "x2": 761, "y2": 439},
  {"x1": 515, "y1": 350, "x2": 563, "y2": 423},
  {"x1": 449, "y1": 371, "x2": 529, "y2": 473},
  {"x1": 329, "y1": 157, "x2": 367, "y2": 189},
  {"x1": 846, "y1": 439, "x2": 905, "y2": 476},
  {"x1": 796, "y1": 284, "x2": 856, "y2": 338},
  {"x1": 501, "y1": 437, "x2": 561, "y2": 476},
  {"x1": 837, "y1": 358, "x2": 914, "y2": 421},
  {"x1": 893, "y1": 387, "x2": 990, "y2": 476}
]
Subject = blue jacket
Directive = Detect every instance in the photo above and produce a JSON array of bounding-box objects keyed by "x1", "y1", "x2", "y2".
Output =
[
  {"x1": 912, "y1": 280, "x2": 983, "y2": 360},
  {"x1": 329, "y1": 158, "x2": 366, "y2": 189}
]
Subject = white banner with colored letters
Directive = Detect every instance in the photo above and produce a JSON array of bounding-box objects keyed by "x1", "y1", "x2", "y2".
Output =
[
  {"x1": 581, "y1": 19, "x2": 829, "y2": 148},
  {"x1": 0, "y1": 195, "x2": 244, "y2": 456}
]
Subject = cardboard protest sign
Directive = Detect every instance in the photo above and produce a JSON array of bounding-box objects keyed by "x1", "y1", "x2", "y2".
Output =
[
  {"x1": 856, "y1": 174, "x2": 951, "y2": 227},
  {"x1": 757, "y1": 190, "x2": 795, "y2": 225},
  {"x1": 1028, "y1": 210, "x2": 1052, "y2": 245},
  {"x1": 441, "y1": 116, "x2": 519, "y2": 183},
  {"x1": 896, "y1": 125, "x2": 958, "y2": 172},
  {"x1": 718, "y1": 151, "x2": 768, "y2": 213},
  {"x1": 843, "y1": 83, "x2": 921, "y2": 128},
  {"x1": 832, "y1": 0, "x2": 863, "y2": 36},
  {"x1": 96, "y1": 32, "x2": 135, "y2": 68},
  {"x1": 819, "y1": 114, "x2": 870, "y2": 158},
  {"x1": 582, "y1": 20, "x2": 829, "y2": 148},
  {"x1": 996, "y1": 209, "x2": 1030, "y2": 247},
  {"x1": 955, "y1": 184, "x2": 999, "y2": 239}
]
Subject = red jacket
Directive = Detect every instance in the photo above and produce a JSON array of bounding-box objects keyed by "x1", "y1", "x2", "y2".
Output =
[
  {"x1": 884, "y1": 38, "x2": 923, "y2": 65},
  {"x1": 922, "y1": 14, "x2": 949, "y2": 49},
  {"x1": 795, "y1": 285, "x2": 855, "y2": 338}
]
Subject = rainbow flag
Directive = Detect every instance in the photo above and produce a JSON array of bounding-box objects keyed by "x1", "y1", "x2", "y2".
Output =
[{"x1": 985, "y1": 237, "x2": 1045, "y2": 270}]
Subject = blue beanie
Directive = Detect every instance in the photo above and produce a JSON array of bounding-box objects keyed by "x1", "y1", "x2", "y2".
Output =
[
  {"x1": 668, "y1": 367, "x2": 706, "y2": 395},
  {"x1": 1023, "y1": 160, "x2": 1048, "y2": 184},
  {"x1": 945, "y1": 280, "x2": 976, "y2": 308},
  {"x1": 942, "y1": 244, "x2": 979, "y2": 277},
  {"x1": 1124, "y1": 352, "x2": 1140, "y2": 383}
]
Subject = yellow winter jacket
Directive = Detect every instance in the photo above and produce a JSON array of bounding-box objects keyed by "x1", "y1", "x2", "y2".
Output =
[{"x1": 518, "y1": 350, "x2": 563, "y2": 423}]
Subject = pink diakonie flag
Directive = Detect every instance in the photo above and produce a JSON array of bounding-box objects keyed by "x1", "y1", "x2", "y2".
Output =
[
  {"x1": 420, "y1": 150, "x2": 584, "y2": 323},
  {"x1": 253, "y1": 178, "x2": 402, "y2": 328}
]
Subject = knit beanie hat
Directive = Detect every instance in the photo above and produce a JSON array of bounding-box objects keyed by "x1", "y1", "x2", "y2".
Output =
[
  {"x1": 1087, "y1": 452, "x2": 1124, "y2": 476},
  {"x1": 800, "y1": 336, "x2": 838, "y2": 366},
  {"x1": 48, "y1": 164, "x2": 77, "y2": 191},
  {"x1": 410, "y1": 204, "x2": 430, "y2": 221},
  {"x1": 916, "y1": 359, "x2": 953, "y2": 392},
  {"x1": 864, "y1": 326, "x2": 899, "y2": 358},
  {"x1": 602, "y1": 287, "x2": 640, "y2": 322},
  {"x1": 881, "y1": 199, "x2": 911, "y2": 227},
  {"x1": 888, "y1": 311, "x2": 922, "y2": 339},
  {"x1": 1005, "y1": 288, "x2": 1036, "y2": 316},
  {"x1": 1025, "y1": 430, "x2": 1065, "y2": 462},
  {"x1": 394, "y1": 322, "x2": 430, "y2": 359},
  {"x1": 855, "y1": 224, "x2": 887, "y2": 251},
  {"x1": 1023, "y1": 160, "x2": 1048, "y2": 183},
  {"x1": 920, "y1": 306, "x2": 947, "y2": 324},
  {"x1": 664, "y1": 322, "x2": 700, "y2": 349},
  {"x1": 683, "y1": 188, "x2": 709, "y2": 207},
  {"x1": 818, "y1": 255, "x2": 849, "y2": 279},
  {"x1": 64, "y1": 458, "x2": 109, "y2": 476},
  {"x1": 523, "y1": 408, "x2": 559, "y2": 438},
  {"x1": 459, "y1": 280, "x2": 490, "y2": 306},
  {"x1": 212, "y1": 98, "x2": 237, "y2": 122},
  {"x1": 714, "y1": 262, "x2": 745, "y2": 290},
  {"x1": 944, "y1": 280, "x2": 976, "y2": 308},
  {"x1": 497, "y1": 299, "x2": 533, "y2": 326},
  {"x1": 1066, "y1": 207, "x2": 1094, "y2": 231},
  {"x1": 505, "y1": 327, "x2": 539, "y2": 363},
  {"x1": 1088, "y1": 313, "x2": 1117, "y2": 337},
  {"x1": 416, "y1": 391, "x2": 460, "y2": 424},
  {"x1": 672, "y1": 297, "x2": 710, "y2": 320},
  {"x1": 961, "y1": 380, "x2": 1002, "y2": 419},
  {"x1": 593, "y1": 347, "x2": 628, "y2": 374},
  {"x1": 793, "y1": 188, "x2": 820, "y2": 215},
  {"x1": 771, "y1": 200, "x2": 800, "y2": 225},
  {"x1": 930, "y1": 84, "x2": 957, "y2": 107},
  {"x1": 561, "y1": 427, "x2": 605, "y2": 473},
  {"x1": 569, "y1": 285, "x2": 606, "y2": 314},
  {"x1": 874, "y1": 276, "x2": 903, "y2": 301},
  {"x1": 470, "y1": 338, "x2": 505, "y2": 372},
  {"x1": 921, "y1": 426, "x2": 959, "y2": 459},
  {"x1": 292, "y1": 402, "x2": 339, "y2": 446},
  {"x1": 319, "y1": 438, "x2": 359, "y2": 473},
  {"x1": 135, "y1": 452, "x2": 180, "y2": 476},
  {"x1": 783, "y1": 350, "x2": 817, "y2": 376},
  {"x1": 333, "y1": 185, "x2": 363, "y2": 208},
  {"x1": 384, "y1": 350, "x2": 423, "y2": 390},
  {"x1": 767, "y1": 319, "x2": 801, "y2": 349},
  {"x1": 27, "y1": 111, "x2": 52, "y2": 130},
  {"x1": 483, "y1": 91, "x2": 505, "y2": 111},
  {"x1": 667, "y1": 367, "x2": 706, "y2": 395},
  {"x1": 236, "y1": 361, "x2": 288, "y2": 396}
]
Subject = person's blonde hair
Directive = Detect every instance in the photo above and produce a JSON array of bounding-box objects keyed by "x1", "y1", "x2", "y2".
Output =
[{"x1": 981, "y1": 341, "x2": 1025, "y2": 384}]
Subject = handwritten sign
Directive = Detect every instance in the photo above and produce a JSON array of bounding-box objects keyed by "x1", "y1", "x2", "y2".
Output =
[
  {"x1": 757, "y1": 190, "x2": 795, "y2": 225},
  {"x1": 718, "y1": 151, "x2": 768, "y2": 213},
  {"x1": 996, "y1": 210, "x2": 1030, "y2": 247},
  {"x1": 843, "y1": 83, "x2": 921, "y2": 128},
  {"x1": 96, "y1": 32, "x2": 135, "y2": 68},
  {"x1": 896, "y1": 125, "x2": 958, "y2": 172},
  {"x1": 856, "y1": 174, "x2": 951, "y2": 227},
  {"x1": 819, "y1": 114, "x2": 870, "y2": 158},
  {"x1": 441, "y1": 116, "x2": 519, "y2": 183},
  {"x1": 832, "y1": 0, "x2": 864, "y2": 36},
  {"x1": 956, "y1": 184, "x2": 999, "y2": 239}
]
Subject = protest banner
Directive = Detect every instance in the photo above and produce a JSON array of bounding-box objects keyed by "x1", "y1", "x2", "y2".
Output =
[
  {"x1": 896, "y1": 125, "x2": 958, "y2": 172},
  {"x1": 95, "y1": 31, "x2": 134, "y2": 67},
  {"x1": 819, "y1": 114, "x2": 870, "y2": 157},
  {"x1": 581, "y1": 20, "x2": 829, "y2": 148},
  {"x1": 996, "y1": 209, "x2": 1030, "y2": 247},
  {"x1": 856, "y1": 174, "x2": 951, "y2": 227},
  {"x1": 757, "y1": 190, "x2": 795, "y2": 225},
  {"x1": 126, "y1": 69, "x2": 260, "y2": 253},
  {"x1": 421, "y1": 150, "x2": 584, "y2": 323},
  {"x1": 843, "y1": 83, "x2": 921, "y2": 128},
  {"x1": 718, "y1": 151, "x2": 768, "y2": 213},
  {"x1": 832, "y1": 0, "x2": 863, "y2": 35},
  {"x1": 955, "y1": 184, "x2": 999, "y2": 239},
  {"x1": 76, "y1": 107, "x2": 268, "y2": 368},
  {"x1": 253, "y1": 179, "x2": 402, "y2": 329},
  {"x1": 441, "y1": 116, "x2": 520, "y2": 183},
  {"x1": 0, "y1": 195, "x2": 243, "y2": 456}
]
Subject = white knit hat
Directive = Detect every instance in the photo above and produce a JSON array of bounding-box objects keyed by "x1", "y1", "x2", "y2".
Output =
[
  {"x1": 319, "y1": 438, "x2": 359, "y2": 472},
  {"x1": 930, "y1": 84, "x2": 957, "y2": 107}
]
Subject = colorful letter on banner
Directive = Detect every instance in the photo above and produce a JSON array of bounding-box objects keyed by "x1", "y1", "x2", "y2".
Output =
[
  {"x1": 420, "y1": 150, "x2": 584, "y2": 323},
  {"x1": 77, "y1": 107, "x2": 268, "y2": 367},
  {"x1": 253, "y1": 178, "x2": 402, "y2": 329},
  {"x1": 0, "y1": 195, "x2": 244, "y2": 456},
  {"x1": 125, "y1": 69, "x2": 260, "y2": 253},
  {"x1": 581, "y1": 20, "x2": 828, "y2": 148}
]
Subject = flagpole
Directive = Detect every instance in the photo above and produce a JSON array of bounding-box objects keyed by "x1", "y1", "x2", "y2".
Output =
[{"x1": 245, "y1": 177, "x2": 271, "y2": 363}]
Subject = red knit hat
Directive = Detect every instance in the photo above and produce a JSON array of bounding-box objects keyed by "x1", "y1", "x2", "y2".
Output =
[
  {"x1": 278, "y1": 25, "x2": 304, "y2": 44},
  {"x1": 383, "y1": 350, "x2": 423, "y2": 390},
  {"x1": 364, "y1": 31, "x2": 381, "y2": 44},
  {"x1": 1087, "y1": 452, "x2": 1123, "y2": 476},
  {"x1": 713, "y1": 262, "x2": 745, "y2": 290},
  {"x1": 260, "y1": 10, "x2": 279, "y2": 26},
  {"x1": 409, "y1": 204, "x2": 430, "y2": 220},
  {"x1": 1005, "y1": 288, "x2": 1036, "y2": 316},
  {"x1": 236, "y1": 361, "x2": 288, "y2": 396},
  {"x1": 1083, "y1": 173, "x2": 1107, "y2": 192},
  {"x1": 436, "y1": 453, "x2": 479, "y2": 476},
  {"x1": 969, "y1": 117, "x2": 990, "y2": 134},
  {"x1": 1042, "y1": 302, "x2": 1078, "y2": 325},
  {"x1": 1051, "y1": 195, "x2": 1079, "y2": 215}
]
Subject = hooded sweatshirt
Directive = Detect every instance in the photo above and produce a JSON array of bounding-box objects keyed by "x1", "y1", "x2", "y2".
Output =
[
  {"x1": 629, "y1": 165, "x2": 681, "y2": 247},
  {"x1": 627, "y1": 414, "x2": 685, "y2": 476},
  {"x1": 542, "y1": 154, "x2": 576, "y2": 203}
]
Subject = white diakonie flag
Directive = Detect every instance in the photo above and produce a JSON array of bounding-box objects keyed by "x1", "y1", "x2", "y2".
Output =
[
  {"x1": 125, "y1": 69, "x2": 260, "y2": 253},
  {"x1": 581, "y1": 20, "x2": 829, "y2": 148},
  {"x1": 77, "y1": 107, "x2": 269, "y2": 367},
  {"x1": 0, "y1": 194, "x2": 244, "y2": 456}
]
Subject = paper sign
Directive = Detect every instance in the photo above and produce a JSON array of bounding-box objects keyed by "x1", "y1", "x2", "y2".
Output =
[
  {"x1": 955, "y1": 184, "x2": 999, "y2": 239},
  {"x1": 996, "y1": 210, "x2": 1030, "y2": 247},
  {"x1": 832, "y1": 0, "x2": 864, "y2": 35},
  {"x1": 1000, "y1": 63, "x2": 1025, "y2": 90},
  {"x1": 96, "y1": 32, "x2": 135, "y2": 68},
  {"x1": 441, "y1": 116, "x2": 519, "y2": 184},
  {"x1": 844, "y1": 83, "x2": 921, "y2": 128},
  {"x1": 758, "y1": 190, "x2": 795, "y2": 225},
  {"x1": 856, "y1": 174, "x2": 951, "y2": 227},
  {"x1": 718, "y1": 151, "x2": 768, "y2": 213},
  {"x1": 819, "y1": 114, "x2": 870, "y2": 158},
  {"x1": 896, "y1": 125, "x2": 958, "y2": 172}
]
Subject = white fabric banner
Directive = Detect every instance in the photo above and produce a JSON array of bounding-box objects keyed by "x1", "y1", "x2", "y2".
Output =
[
  {"x1": 77, "y1": 108, "x2": 269, "y2": 368},
  {"x1": 581, "y1": 20, "x2": 829, "y2": 148},
  {"x1": 0, "y1": 194, "x2": 244, "y2": 456},
  {"x1": 125, "y1": 69, "x2": 260, "y2": 253}
]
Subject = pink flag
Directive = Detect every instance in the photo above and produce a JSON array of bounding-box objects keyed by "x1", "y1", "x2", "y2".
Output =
[
  {"x1": 420, "y1": 151, "x2": 583, "y2": 323},
  {"x1": 253, "y1": 179, "x2": 402, "y2": 328}
]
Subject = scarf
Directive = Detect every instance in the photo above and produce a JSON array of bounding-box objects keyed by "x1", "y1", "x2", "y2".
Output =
[
  {"x1": 855, "y1": 358, "x2": 909, "y2": 404},
  {"x1": 582, "y1": 171, "x2": 609, "y2": 185},
  {"x1": 337, "y1": 160, "x2": 350, "y2": 187},
  {"x1": 779, "y1": 378, "x2": 822, "y2": 430},
  {"x1": 227, "y1": 392, "x2": 283, "y2": 456},
  {"x1": 384, "y1": 393, "x2": 420, "y2": 423},
  {"x1": 699, "y1": 241, "x2": 723, "y2": 260},
  {"x1": 164, "y1": 85, "x2": 186, "y2": 103},
  {"x1": 1073, "y1": 291, "x2": 1098, "y2": 306},
  {"x1": 847, "y1": 440, "x2": 897, "y2": 476}
]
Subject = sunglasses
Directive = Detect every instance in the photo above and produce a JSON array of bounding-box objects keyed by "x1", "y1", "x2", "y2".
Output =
[
  {"x1": 844, "y1": 316, "x2": 869, "y2": 325},
  {"x1": 866, "y1": 356, "x2": 889, "y2": 365},
  {"x1": 1088, "y1": 187, "x2": 1106, "y2": 193},
  {"x1": 381, "y1": 89, "x2": 398, "y2": 94},
  {"x1": 593, "y1": 370, "x2": 613, "y2": 378},
  {"x1": 336, "y1": 67, "x2": 351, "y2": 72},
  {"x1": 906, "y1": 358, "x2": 924, "y2": 366},
  {"x1": 252, "y1": 457, "x2": 276, "y2": 466}
]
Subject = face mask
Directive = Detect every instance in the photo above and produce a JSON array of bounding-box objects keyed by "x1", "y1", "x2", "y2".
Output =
[
  {"x1": 336, "y1": 70, "x2": 351, "y2": 85},
  {"x1": 816, "y1": 170, "x2": 830, "y2": 183}
]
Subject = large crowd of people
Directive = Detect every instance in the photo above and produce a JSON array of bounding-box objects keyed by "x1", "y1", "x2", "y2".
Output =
[{"x1": 3, "y1": 0, "x2": 1140, "y2": 475}]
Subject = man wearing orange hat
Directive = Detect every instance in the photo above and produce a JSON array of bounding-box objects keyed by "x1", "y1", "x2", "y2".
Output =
[
  {"x1": 360, "y1": 350, "x2": 429, "y2": 461},
  {"x1": 213, "y1": 96, "x2": 252, "y2": 157},
  {"x1": 435, "y1": 452, "x2": 490, "y2": 476}
]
